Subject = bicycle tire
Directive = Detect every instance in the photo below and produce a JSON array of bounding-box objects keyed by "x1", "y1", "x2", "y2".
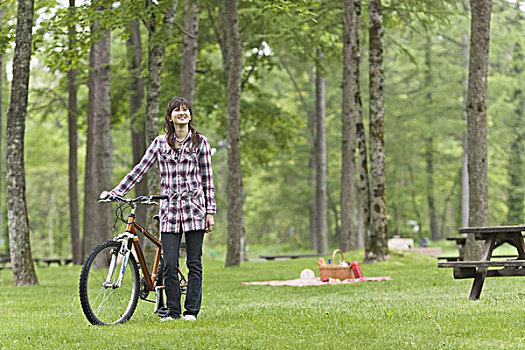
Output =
[{"x1": 79, "y1": 240, "x2": 140, "y2": 325}]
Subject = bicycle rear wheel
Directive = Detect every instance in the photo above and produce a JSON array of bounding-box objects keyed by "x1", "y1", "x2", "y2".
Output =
[
  {"x1": 179, "y1": 242, "x2": 188, "y2": 293},
  {"x1": 79, "y1": 241, "x2": 140, "y2": 325}
]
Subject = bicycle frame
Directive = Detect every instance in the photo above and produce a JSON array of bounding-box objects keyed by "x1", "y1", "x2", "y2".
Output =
[
  {"x1": 118, "y1": 205, "x2": 162, "y2": 292},
  {"x1": 114, "y1": 202, "x2": 188, "y2": 294}
]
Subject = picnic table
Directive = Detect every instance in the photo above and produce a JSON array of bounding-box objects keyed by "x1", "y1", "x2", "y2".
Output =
[
  {"x1": 438, "y1": 225, "x2": 525, "y2": 300},
  {"x1": 33, "y1": 258, "x2": 73, "y2": 267}
]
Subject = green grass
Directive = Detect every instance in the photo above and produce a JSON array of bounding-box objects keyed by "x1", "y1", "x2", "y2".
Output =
[{"x1": 1, "y1": 250, "x2": 525, "y2": 349}]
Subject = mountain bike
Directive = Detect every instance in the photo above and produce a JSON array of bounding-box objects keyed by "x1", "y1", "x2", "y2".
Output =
[{"x1": 79, "y1": 194, "x2": 188, "y2": 325}]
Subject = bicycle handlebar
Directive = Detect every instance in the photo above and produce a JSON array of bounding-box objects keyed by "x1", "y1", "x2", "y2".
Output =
[{"x1": 98, "y1": 194, "x2": 169, "y2": 204}]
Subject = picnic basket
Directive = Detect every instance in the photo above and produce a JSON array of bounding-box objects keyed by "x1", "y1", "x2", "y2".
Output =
[{"x1": 318, "y1": 249, "x2": 355, "y2": 281}]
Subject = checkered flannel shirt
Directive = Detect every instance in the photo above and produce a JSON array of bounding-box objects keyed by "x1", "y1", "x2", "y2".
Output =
[{"x1": 111, "y1": 132, "x2": 216, "y2": 233}]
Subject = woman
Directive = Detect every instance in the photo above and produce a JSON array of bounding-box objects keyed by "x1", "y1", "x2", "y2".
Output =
[{"x1": 100, "y1": 96, "x2": 216, "y2": 321}]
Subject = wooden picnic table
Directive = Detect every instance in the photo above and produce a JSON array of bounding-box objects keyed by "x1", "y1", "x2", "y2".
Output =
[{"x1": 438, "y1": 225, "x2": 525, "y2": 300}]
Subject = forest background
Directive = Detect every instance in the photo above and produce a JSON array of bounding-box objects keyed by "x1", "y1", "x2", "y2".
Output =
[{"x1": 0, "y1": 0, "x2": 523, "y2": 262}]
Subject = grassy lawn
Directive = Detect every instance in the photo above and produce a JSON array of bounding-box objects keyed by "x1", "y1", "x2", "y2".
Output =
[{"x1": 1, "y1": 249, "x2": 525, "y2": 349}]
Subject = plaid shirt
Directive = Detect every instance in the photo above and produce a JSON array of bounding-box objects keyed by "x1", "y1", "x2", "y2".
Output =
[{"x1": 111, "y1": 132, "x2": 216, "y2": 233}]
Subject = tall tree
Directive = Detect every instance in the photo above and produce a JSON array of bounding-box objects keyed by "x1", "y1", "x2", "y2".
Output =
[
  {"x1": 461, "y1": 0, "x2": 470, "y2": 229},
  {"x1": 424, "y1": 35, "x2": 438, "y2": 241},
  {"x1": 67, "y1": 0, "x2": 81, "y2": 265},
  {"x1": 82, "y1": 12, "x2": 113, "y2": 258},
  {"x1": 340, "y1": 0, "x2": 361, "y2": 251},
  {"x1": 126, "y1": 19, "x2": 147, "y2": 228},
  {"x1": 354, "y1": 11, "x2": 369, "y2": 250},
  {"x1": 365, "y1": 0, "x2": 389, "y2": 263},
  {"x1": 308, "y1": 68, "x2": 317, "y2": 251},
  {"x1": 315, "y1": 49, "x2": 328, "y2": 255},
  {"x1": 6, "y1": 0, "x2": 38, "y2": 286},
  {"x1": 144, "y1": 0, "x2": 177, "y2": 256},
  {"x1": 464, "y1": 0, "x2": 492, "y2": 260},
  {"x1": 179, "y1": 0, "x2": 199, "y2": 105},
  {"x1": 0, "y1": 6, "x2": 4, "y2": 251},
  {"x1": 506, "y1": 5, "x2": 524, "y2": 225},
  {"x1": 224, "y1": 0, "x2": 244, "y2": 267}
]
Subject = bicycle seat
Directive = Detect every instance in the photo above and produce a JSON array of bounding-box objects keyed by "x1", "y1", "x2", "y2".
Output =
[{"x1": 153, "y1": 215, "x2": 160, "y2": 222}]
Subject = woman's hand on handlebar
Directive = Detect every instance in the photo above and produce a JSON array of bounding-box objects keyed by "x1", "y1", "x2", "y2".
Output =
[{"x1": 99, "y1": 190, "x2": 111, "y2": 200}]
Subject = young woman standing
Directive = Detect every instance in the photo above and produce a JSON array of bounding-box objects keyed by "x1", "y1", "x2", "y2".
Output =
[{"x1": 100, "y1": 96, "x2": 216, "y2": 321}]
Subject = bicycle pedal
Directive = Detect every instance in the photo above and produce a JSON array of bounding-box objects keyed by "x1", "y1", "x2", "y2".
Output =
[{"x1": 157, "y1": 307, "x2": 169, "y2": 317}]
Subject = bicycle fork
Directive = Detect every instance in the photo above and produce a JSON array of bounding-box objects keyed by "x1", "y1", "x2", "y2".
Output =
[{"x1": 102, "y1": 237, "x2": 133, "y2": 289}]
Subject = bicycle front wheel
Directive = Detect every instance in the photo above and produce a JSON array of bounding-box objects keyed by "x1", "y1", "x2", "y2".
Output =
[{"x1": 79, "y1": 240, "x2": 140, "y2": 325}]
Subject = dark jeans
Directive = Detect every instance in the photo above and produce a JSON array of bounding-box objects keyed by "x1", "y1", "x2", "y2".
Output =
[{"x1": 161, "y1": 230, "x2": 204, "y2": 318}]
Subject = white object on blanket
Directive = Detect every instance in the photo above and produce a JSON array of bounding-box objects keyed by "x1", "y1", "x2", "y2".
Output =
[{"x1": 299, "y1": 268, "x2": 315, "y2": 281}]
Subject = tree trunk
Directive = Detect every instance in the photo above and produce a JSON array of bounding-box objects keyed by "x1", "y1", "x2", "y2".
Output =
[
  {"x1": 47, "y1": 190, "x2": 55, "y2": 257},
  {"x1": 365, "y1": 0, "x2": 389, "y2": 263},
  {"x1": 6, "y1": 0, "x2": 38, "y2": 286},
  {"x1": 356, "y1": 85, "x2": 370, "y2": 252},
  {"x1": 340, "y1": 0, "x2": 361, "y2": 252},
  {"x1": 315, "y1": 49, "x2": 328, "y2": 255},
  {"x1": 224, "y1": 0, "x2": 243, "y2": 268},
  {"x1": 179, "y1": 0, "x2": 199, "y2": 105},
  {"x1": 506, "y1": 10, "x2": 524, "y2": 224},
  {"x1": 407, "y1": 165, "x2": 422, "y2": 234},
  {"x1": 424, "y1": 36, "x2": 438, "y2": 241},
  {"x1": 82, "y1": 17, "x2": 113, "y2": 258},
  {"x1": 67, "y1": 0, "x2": 81, "y2": 265},
  {"x1": 126, "y1": 19, "x2": 147, "y2": 229},
  {"x1": 464, "y1": 0, "x2": 492, "y2": 260},
  {"x1": 461, "y1": 26, "x2": 469, "y2": 229},
  {"x1": 308, "y1": 68, "x2": 317, "y2": 251},
  {"x1": 0, "y1": 7, "x2": 4, "y2": 253},
  {"x1": 357, "y1": 190, "x2": 364, "y2": 248},
  {"x1": 144, "y1": 0, "x2": 177, "y2": 259}
]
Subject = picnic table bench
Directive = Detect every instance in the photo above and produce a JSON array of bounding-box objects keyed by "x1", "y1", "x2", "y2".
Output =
[
  {"x1": 437, "y1": 237, "x2": 517, "y2": 262},
  {"x1": 33, "y1": 258, "x2": 73, "y2": 267},
  {"x1": 0, "y1": 253, "x2": 10, "y2": 270},
  {"x1": 438, "y1": 225, "x2": 525, "y2": 300},
  {"x1": 259, "y1": 253, "x2": 326, "y2": 260}
]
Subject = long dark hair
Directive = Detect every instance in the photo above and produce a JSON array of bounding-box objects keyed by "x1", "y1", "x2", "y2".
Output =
[{"x1": 164, "y1": 97, "x2": 202, "y2": 152}]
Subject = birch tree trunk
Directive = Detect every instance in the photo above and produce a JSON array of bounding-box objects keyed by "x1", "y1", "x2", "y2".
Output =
[
  {"x1": 68, "y1": 0, "x2": 81, "y2": 265},
  {"x1": 340, "y1": 0, "x2": 361, "y2": 251},
  {"x1": 126, "y1": 19, "x2": 147, "y2": 229},
  {"x1": 144, "y1": 0, "x2": 177, "y2": 259},
  {"x1": 6, "y1": 0, "x2": 38, "y2": 286},
  {"x1": 315, "y1": 49, "x2": 328, "y2": 255},
  {"x1": 464, "y1": 0, "x2": 492, "y2": 260},
  {"x1": 82, "y1": 18, "x2": 113, "y2": 258},
  {"x1": 224, "y1": 0, "x2": 244, "y2": 267},
  {"x1": 365, "y1": 0, "x2": 389, "y2": 263},
  {"x1": 180, "y1": 0, "x2": 199, "y2": 105}
]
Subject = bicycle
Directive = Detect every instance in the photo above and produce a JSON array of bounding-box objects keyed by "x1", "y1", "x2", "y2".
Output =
[{"x1": 79, "y1": 194, "x2": 188, "y2": 325}]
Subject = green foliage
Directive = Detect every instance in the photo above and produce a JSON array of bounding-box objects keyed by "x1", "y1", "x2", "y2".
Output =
[{"x1": 4, "y1": 0, "x2": 524, "y2": 258}]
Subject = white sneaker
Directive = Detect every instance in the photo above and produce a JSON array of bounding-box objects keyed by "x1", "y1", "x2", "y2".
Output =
[
  {"x1": 182, "y1": 314, "x2": 197, "y2": 321},
  {"x1": 160, "y1": 316, "x2": 178, "y2": 322}
]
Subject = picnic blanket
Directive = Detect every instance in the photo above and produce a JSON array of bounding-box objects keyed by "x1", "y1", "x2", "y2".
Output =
[{"x1": 241, "y1": 276, "x2": 391, "y2": 287}]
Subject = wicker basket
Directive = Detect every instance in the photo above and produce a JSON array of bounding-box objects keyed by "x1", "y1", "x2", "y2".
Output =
[{"x1": 318, "y1": 249, "x2": 355, "y2": 281}]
